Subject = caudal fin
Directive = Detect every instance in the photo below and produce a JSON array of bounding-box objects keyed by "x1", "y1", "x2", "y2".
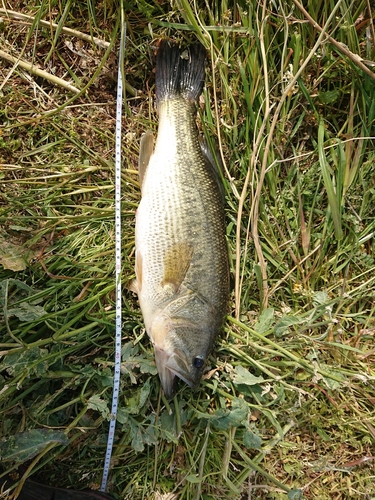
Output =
[{"x1": 155, "y1": 40, "x2": 206, "y2": 105}]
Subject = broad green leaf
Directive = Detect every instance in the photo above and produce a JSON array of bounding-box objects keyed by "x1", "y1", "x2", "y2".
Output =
[
  {"x1": 130, "y1": 423, "x2": 144, "y2": 453},
  {"x1": 284, "y1": 463, "x2": 294, "y2": 473},
  {"x1": 121, "y1": 342, "x2": 157, "y2": 383},
  {"x1": 142, "y1": 418, "x2": 157, "y2": 447},
  {"x1": 196, "y1": 398, "x2": 249, "y2": 430},
  {"x1": 7, "y1": 302, "x2": 46, "y2": 322},
  {"x1": 87, "y1": 395, "x2": 110, "y2": 419},
  {"x1": 319, "y1": 364, "x2": 345, "y2": 390},
  {"x1": 254, "y1": 308, "x2": 274, "y2": 333},
  {"x1": 160, "y1": 410, "x2": 179, "y2": 443},
  {"x1": 274, "y1": 315, "x2": 302, "y2": 337},
  {"x1": 128, "y1": 414, "x2": 157, "y2": 452},
  {"x1": 287, "y1": 489, "x2": 303, "y2": 500},
  {"x1": 316, "y1": 427, "x2": 330, "y2": 441},
  {"x1": 0, "y1": 235, "x2": 37, "y2": 271},
  {"x1": 0, "y1": 429, "x2": 69, "y2": 462},
  {"x1": 1, "y1": 278, "x2": 35, "y2": 296},
  {"x1": 121, "y1": 341, "x2": 139, "y2": 360},
  {"x1": 233, "y1": 365, "x2": 265, "y2": 386},
  {"x1": 243, "y1": 428, "x2": 262, "y2": 449},
  {"x1": 95, "y1": 366, "x2": 114, "y2": 388},
  {"x1": 186, "y1": 475, "x2": 202, "y2": 484},
  {"x1": 100, "y1": 375, "x2": 114, "y2": 387},
  {"x1": 318, "y1": 90, "x2": 340, "y2": 104},
  {"x1": 0, "y1": 241, "x2": 27, "y2": 271},
  {"x1": 234, "y1": 383, "x2": 265, "y2": 401},
  {"x1": 8, "y1": 225, "x2": 33, "y2": 232},
  {"x1": 0, "y1": 347, "x2": 48, "y2": 376},
  {"x1": 312, "y1": 290, "x2": 329, "y2": 307},
  {"x1": 126, "y1": 379, "x2": 151, "y2": 414},
  {"x1": 137, "y1": 357, "x2": 158, "y2": 375},
  {"x1": 159, "y1": 401, "x2": 189, "y2": 443},
  {"x1": 116, "y1": 407, "x2": 129, "y2": 424}
]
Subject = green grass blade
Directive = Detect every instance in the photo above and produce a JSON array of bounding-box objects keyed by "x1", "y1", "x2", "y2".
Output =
[{"x1": 318, "y1": 119, "x2": 343, "y2": 240}]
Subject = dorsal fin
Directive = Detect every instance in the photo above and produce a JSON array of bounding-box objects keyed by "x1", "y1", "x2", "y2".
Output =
[{"x1": 199, "y1": 136, "x2": 225, "y2": 202}]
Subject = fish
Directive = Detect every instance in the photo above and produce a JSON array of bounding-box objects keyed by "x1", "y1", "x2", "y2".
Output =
[{"x1": 134, "y1": 40, "x2": 229, "y2": 399}]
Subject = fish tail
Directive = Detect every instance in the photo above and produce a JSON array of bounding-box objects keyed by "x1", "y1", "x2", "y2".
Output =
[{"x1": 155, "y1": 40, "x2": 206, "y2": 105}]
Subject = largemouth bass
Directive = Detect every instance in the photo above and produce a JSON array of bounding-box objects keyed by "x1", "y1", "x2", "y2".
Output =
[{"x1": 134, "y1": 40, "x2": 229, "y2": 399}]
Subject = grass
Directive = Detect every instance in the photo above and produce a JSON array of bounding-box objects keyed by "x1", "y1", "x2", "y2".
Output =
[{"x1": 1, "y1": 0, "x2": 375, "y2": 499}]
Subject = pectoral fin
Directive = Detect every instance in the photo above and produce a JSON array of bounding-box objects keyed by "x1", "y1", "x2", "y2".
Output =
[
  {"x1": 133, "y1": 249, "x2": 143, "y2": 294},
  {"x1": 129, "y1": 279, "x2": 139, "y2": 294},
  {"x1": 161, "y1": 242, "x2": 194, "y2": 292},
  {"x1": 138, "y1": 131, "x2": 154, "y2": 187}
]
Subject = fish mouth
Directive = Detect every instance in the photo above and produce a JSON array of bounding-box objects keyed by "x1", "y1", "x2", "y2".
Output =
[{"x1": 154, "y1": 346, "x2": 199, "y2": 399}]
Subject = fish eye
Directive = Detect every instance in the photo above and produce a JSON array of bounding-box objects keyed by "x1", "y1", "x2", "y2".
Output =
[{"x1": 192, "y1": 355, "x2": 205, "y2": 369}]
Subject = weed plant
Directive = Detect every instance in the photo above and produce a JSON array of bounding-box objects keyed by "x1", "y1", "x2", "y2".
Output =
[{"x1": 0, "y1": 1, "x2": 375, "y2": 499}]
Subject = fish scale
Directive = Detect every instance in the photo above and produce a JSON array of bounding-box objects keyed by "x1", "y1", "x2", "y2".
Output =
[
  {"x1": 138, "y1": 102, "x2": 226, "y2": 319},
  {"x1": 134, "y1": 41, "x2": 229, "y2": 398}
]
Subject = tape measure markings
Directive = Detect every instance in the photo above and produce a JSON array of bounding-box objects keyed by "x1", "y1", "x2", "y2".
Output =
[{"x1": 100, "y1": 22, "x2": 126, "y2": 493}]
